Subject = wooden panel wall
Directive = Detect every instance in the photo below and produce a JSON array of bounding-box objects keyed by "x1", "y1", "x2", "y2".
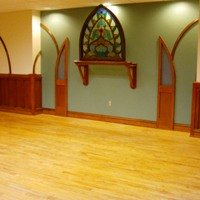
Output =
[
  {"x1": 0, "y1": 74, "x2": 42, "y2": 114},
  {"x1": 191, "y1": 82, "x2": 200, "y2": 137},
  {"x1": 157, "y1": 86, "x2": 175, "y2": 129}
]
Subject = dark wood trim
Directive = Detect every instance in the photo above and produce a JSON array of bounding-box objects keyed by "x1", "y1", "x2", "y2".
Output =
[
  {"x1": 69, "y1": 111, "x2": 156, "y2": 128},
  {"x1": 43, "y1": 108, "x2": 55, "y2": 115},
  {"x1": 68, "y1": 111, "x2": 190, "y2": 132},
  {"x1": 70, "y1": 111, "x2": 189, "y2": 132},
  {"x1": 74, "y1": 60, "x2": 137, "y2": 89},
  {"x1": 171, "y1": 19, "x2": 199, "y2": 59},
  {"x1": 157, "y1": 37, "x2": 176, "y2": 130},
  {"x1": 0, "y1": 36, "x2": 12, "y2": 74},
  {"x1": 68, "y1": 111, "x2": 156, "y2": 128},
  {"x1": 127, "y1": 64, "x2": 137, "y2": 89},
  {"x1": 174, "y1": 124, "x2": 190, "y2": 133},
  {"x1": 41, "y1": 109, "x2": 189, "y2": 132},
  {"x1": 190, "y1": 131, "x2": 200, "y2": 138},
  {"x1": 0, "y1": 74, "x2": 42, "y2": 115},
  {"x1": 55, "y1": 38, "x2": 69, "y2": 116},
  {"x1": 0, "y1": 107, "x2": 42, "y2": 115},
  {"x1": 40, "y1": 23, "x2": 59, "y2": 55},
  {"x1": 33, "y1": 51, "x2": 42, "y2": 74},
  {"x1": 190, "y1": 82, "x2": 200, "y2": 137},
  {"x1": 77, "y1": 64, "x2": 89, "y2": 85}
]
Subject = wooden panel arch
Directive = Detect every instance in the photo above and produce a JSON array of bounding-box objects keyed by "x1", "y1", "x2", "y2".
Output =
[
  {"x1": 55, "y1": 38, "x2": 69, "y2": 116},
  {"x1": 33, "y1": 50, "x2": 42, "y2": 74},
  {"x1": 157, "y1": 19, "x2": 198, "y2": 130},
  {"x1": 40, "y1": 23, "x2": 59, "y2": 55},
  {"x1": 171, "y1": 19, "x2": 199, "y2": 59},
  {"x1": 0, "y1": 36, "x2": 12, "y2": 74},
  {"x1": 41, "y1": 23, "x2": 69, "y2": 115},
  {"x1": 157, "y1": 37, "x2": 176, "y2": 130}
]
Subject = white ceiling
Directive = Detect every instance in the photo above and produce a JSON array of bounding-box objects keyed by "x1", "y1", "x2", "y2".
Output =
[{"x1": 0, "y1": 0, "x2": 173, "y2": 13}]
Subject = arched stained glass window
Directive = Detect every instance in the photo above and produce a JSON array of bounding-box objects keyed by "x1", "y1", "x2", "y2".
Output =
[{"x1": 79, "y1": 4, "x2": 126, "y2": 61}]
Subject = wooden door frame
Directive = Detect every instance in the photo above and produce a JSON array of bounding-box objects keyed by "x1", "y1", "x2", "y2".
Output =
[
  {"x1": 157, "y1": 37, "x2": 176, "y2": 130},
  {"x1": 55, "y1": 38, "x2": 69, "y2": 116}
]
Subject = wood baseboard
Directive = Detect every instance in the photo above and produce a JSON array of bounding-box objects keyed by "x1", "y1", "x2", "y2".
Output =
[
  {"x1": 68, "y1": 111, "x2": 157, "y2": 128},
  {"x1": 43, "y1": 108, "x2": 55, "y2": 115},
  {"x1": 174, "y1": 123, "x2": 190, "y2": 132},
  {"x1": 42, "y1": 109, "x2": 190, "y2": 132},
  {"x1": 0, "y1": 106, "x2": 43, "y2": 115},
  {"x1": 190, "y1": 129, "x2": 200, "y2": 138}
]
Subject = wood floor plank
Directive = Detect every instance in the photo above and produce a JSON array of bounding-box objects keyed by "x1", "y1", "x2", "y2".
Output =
[{"x1": 0, "y1": 111, "x2": 200, "y2": 199}]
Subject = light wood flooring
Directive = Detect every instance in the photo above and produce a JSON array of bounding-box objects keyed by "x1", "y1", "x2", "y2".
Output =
[{"x1": 0, "y1": 111, "x2": 200, "y2": 200}]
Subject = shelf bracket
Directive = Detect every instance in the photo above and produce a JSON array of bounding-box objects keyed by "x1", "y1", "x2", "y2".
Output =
[
  {"x1": 127, "y1": 64, "x2": 137, "y2": 89},
  {"x1": 77, "y1": 65, "x2": 89, "y2": 85},
  {"x1": 74, "y1": 60, "x2": 137, "y2": 89}
]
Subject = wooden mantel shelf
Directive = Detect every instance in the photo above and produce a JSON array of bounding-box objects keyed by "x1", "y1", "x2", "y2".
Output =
[{"x1": 74, "y1": 60, "x2": 137, "y2": 89}]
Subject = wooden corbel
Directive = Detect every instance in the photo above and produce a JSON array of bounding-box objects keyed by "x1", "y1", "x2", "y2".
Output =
[
  {"x1": 127, "y1": 63, "x2": 137, "y2": 89},
  {"x1": 77, "y1": 64, "x2": 89, "y2": 85},
  {"x1": 74, "y1": 60, "x2": 137, "y2": 89}
]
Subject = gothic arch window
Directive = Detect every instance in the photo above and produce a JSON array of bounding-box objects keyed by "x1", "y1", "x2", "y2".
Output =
[
  {"x1": 75, "y1": 4, "x2": 137, "y2": 89},
  {"x1": 79, "y1": 4, "x2": 126, "y2": 61}
]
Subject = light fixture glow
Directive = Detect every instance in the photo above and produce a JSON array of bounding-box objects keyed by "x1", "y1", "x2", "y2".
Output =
[
  {"x1": 103, "y1": 2, "x2": 112, "y2": 7},
  {"x1": 107, "y1": 5, "x2": 120, "y2": 15},
  {"x1": 171, "y1": 2, "x2": 188, "y2": 15}
]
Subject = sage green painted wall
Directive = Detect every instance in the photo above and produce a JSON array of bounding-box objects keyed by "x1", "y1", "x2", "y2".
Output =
[{"x1": 41, "y1": 0, "x2": 199, "y2": 124}]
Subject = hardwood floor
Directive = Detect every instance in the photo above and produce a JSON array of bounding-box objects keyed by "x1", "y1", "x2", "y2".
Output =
[{"x1": 0, "y1": 111, "x2": 200, "y2": 200}]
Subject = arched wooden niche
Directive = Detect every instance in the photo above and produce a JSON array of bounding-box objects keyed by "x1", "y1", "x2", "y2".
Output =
[{"x1": 74, "y1": 4, "x2": 137, "y2": 89}]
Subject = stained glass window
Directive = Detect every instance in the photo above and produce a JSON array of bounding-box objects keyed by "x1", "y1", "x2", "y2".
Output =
[{"x1": 79, "y1": 4, "x2": 126, "y2": 61}]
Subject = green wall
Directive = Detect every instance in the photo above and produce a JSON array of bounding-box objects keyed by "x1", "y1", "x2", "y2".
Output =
[{"x1": 41, "y1": 0, "x2": 199, "y2": 124}]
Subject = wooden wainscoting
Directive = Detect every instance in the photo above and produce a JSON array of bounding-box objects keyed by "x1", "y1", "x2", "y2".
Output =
[
  {"x1": 191, "y1": 82, "x2": 200, "y2": 137},
  {"x1": 0, "y1": 74, "x2": 42, "y2": 114}
]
